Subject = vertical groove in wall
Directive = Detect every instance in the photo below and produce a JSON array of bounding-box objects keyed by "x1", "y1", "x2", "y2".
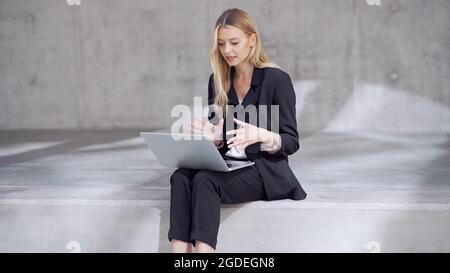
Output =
[
  {"x1": 71, "y1": 6, "x2": 85, "y2": 128},
  {"x1": 351, "y1": 0, "x2": 358, "y2": 106},
  {"x1": 1, "y1": 2, "x2": 11, "y2": 129}
]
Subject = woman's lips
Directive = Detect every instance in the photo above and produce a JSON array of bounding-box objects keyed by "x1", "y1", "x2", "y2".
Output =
[{"x1": 226, "y1": 56, "x2": 236, "y2": 61}]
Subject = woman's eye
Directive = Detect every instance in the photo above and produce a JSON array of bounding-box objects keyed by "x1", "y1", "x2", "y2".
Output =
[{"x1": 218, "y1": 43, "x2": 238, "y2": 46}]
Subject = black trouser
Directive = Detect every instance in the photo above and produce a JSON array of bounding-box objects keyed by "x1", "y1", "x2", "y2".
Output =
[{"x1": 168, "y1": 165, "x2": 267, "y2": 249}]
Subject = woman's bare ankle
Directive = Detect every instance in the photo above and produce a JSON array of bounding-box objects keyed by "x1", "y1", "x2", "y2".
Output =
[
  {"x1": 195, "y1": 240, "x2": 215, "y2": 253},
  {"x1": 172, "y1": 239, "x2": 192, "y2": 253}
]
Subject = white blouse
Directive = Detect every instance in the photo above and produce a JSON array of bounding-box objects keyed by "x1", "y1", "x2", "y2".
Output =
[
  {"x1": 225, "y1": 99, "x2": 247, "y2": 159},
  {"x1": 225, "y1": 145, "x2": 247, "y2": 159}
]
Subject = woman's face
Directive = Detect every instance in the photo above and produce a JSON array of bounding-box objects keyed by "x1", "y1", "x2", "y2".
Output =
[{"x1": 217, "y1": 26, "x2": 256, "y2": 66}]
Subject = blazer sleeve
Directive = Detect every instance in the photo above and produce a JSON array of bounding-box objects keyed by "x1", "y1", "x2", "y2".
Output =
[
  {"x1": 207, "y1": 73, "x2": 216, "y2": 122},
  {"x1": 271, "y1": 71, "x2": 300, "y2": 156},
  {"x1": 207, "y1": 73, "x2": 228, "y2": 153}
]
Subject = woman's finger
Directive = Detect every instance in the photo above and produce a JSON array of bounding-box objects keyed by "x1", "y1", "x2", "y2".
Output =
[
  {"x1": 233, "y1": 118, "x2": 248, "y2": 127},
  {"x1": 193, "y1": 117, "x2": 207, "y2": 125},
  {"x1": 190, "y1": 124, "x2": 204, "y2": 131},
  {"x1": 192, "y1": 118, "x2": 206, "y2": 127},
  {"x1": 226, "y1": 136, "x2": 239, "y2": 145},
  {"x1": 236, "y1": 141, "x2": 246, "y2": 151},
  {"x1": 236, "y1": 140, "x2": 253, "y2": 151},
  {"x1": 229, "y1": 138, "x2": 246, "y2": 149},
  {"x1": 226, "y1": 127, "x2": 245, "y2": 136}
]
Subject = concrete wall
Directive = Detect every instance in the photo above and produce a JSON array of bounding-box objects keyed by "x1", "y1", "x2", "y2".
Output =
[{"x1": 0, "y1": 0, "x2": 449, "y2": 132}]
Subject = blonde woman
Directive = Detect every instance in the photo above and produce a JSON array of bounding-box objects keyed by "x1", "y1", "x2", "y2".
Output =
[{"x1": 169, "y1": 8, "x2": 307, "y2": 253}]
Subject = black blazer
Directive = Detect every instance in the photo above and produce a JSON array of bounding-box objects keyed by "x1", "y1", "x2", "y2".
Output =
[{"x1": 208, "y1": 67, "x2": 307, "y2": 201}]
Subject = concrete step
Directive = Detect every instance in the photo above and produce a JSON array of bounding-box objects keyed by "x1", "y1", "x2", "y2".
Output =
[{"x1": 1, "y1": 195, "x2": 449, "y2": 252}]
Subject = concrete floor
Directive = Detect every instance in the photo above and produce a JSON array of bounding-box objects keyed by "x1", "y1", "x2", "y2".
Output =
[{"x1": 0, "y1": 130, "x2": 449, "y2": 252}]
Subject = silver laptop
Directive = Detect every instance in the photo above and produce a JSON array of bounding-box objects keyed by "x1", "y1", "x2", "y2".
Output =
[{"x1": 140, "y1": 132, "x2": 255, "y2": 172}]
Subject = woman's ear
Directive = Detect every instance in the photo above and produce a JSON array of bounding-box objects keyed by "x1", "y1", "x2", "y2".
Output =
[{"x1": 250, "y1": 33, "x2": 257, "y2": 47}]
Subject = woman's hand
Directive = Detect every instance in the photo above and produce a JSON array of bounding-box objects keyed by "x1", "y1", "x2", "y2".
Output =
[
  {"x1": 226, "y1": 118, "x2": 280, "y2": 152},
  {"x1": 187, "y1": 117, "x2": 224, "y2": 145},
  {"x1": 226, "y1": 118, "x2": 272, "y2": 151}
]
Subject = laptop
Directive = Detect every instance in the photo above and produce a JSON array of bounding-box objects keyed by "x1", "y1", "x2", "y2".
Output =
[{"x1": 140, "y1": 132, "x2": 255, "y2": 172}]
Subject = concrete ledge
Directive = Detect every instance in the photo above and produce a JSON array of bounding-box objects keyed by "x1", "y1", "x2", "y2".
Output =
[
  {"x1": 1, "y1": 198, "x2": 449, "y2": 253},
  {"x1": 1, "y1": 198, "x2": 450, "y2": 211}
]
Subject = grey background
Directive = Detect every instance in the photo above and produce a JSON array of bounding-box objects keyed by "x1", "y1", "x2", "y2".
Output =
[{"x1": 0, "y1": 0, "x2": 449, "y2": 132}]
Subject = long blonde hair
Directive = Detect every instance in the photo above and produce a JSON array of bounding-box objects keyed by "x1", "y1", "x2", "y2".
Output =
[{"x1": 209, "y1": 8, "x2": 279, "y2": 113}]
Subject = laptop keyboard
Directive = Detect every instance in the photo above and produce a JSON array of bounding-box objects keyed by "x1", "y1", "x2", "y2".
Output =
[{"x1": 225, "y1": 160, "x2": 249, "y2": 167}]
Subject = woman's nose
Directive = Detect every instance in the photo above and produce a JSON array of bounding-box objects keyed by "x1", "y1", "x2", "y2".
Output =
[{"x1": 224, "y1": 43, "x2": 232, "y2": 53}]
